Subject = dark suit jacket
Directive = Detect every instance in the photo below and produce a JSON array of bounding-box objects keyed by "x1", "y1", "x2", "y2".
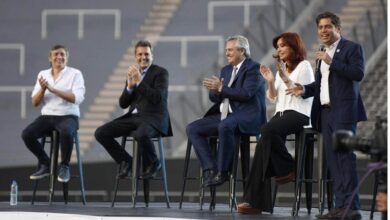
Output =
[
  {"x1": 303, "y1": 38, "x2": 367, "y2": 130},
  {"x1": 117, "y1": 64, "x2": 173, "y2": 137},
  {"x1": 204, "y1": 58, "x2": 267, "y2": 134}
]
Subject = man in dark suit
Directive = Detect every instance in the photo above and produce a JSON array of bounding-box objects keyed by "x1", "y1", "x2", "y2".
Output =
[
  {"x1": 95, "y1": 40, "x2": 172, "y2": 179},
  {"x1": 287, "y1": 12, "x2": 366, "y2": 219},
  {"x1": 186, "y1": 35, "x2": 266, "y2": 187}
]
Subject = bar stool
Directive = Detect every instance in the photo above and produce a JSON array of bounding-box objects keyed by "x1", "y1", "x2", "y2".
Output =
[
  {"x1": 271, "y1": 127, "x2": 334, "y2": 216},
  {"x1": 31, "y1": 130, "x2": 86, "y2": 205},
  {"x1": 179, "y1": 133, "x2": 259, "y2": 211},
  {"x1": 111, "y1": 134, "x2": 170, "y2": 208}
]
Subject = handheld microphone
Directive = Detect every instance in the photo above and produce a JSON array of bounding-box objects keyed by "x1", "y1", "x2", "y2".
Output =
[{"x1": 315, "y1": 44, "x2": 325, "y2": 72}]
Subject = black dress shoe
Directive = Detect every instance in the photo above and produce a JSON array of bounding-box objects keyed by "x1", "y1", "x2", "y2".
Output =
[
  {"x1": 316, "y1": 208, "x2": 362, "y2": 219},
  {"x1": 201, "y1": 169, "x2": 216, "y2": 188},
  {"x1": 210, "y1": 171, "x2": 229, "y2": 186},
  {"x1": 30, "y1": 164, "x2": 50, "y2": 180},
  {"x1": 117, "y1": 161, "x2": 132, "y2": 179},
  {"x1": 141, "y1": 160, "x2": 161, "y2": 179}
]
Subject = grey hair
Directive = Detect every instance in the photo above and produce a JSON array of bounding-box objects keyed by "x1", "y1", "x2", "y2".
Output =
[{"x1": 226, "y1": 35, "x2": 251, "y2": 57}]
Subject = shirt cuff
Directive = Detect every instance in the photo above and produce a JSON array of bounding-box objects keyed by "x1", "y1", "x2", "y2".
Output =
[{"x1": 126, "y1": 87, "x2": 134, "y2": 94}]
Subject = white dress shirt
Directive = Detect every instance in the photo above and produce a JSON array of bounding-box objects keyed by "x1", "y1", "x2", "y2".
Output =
[
  {"x1": 267, "y1": 60, "x2": 314, "y2": 117},
  {"x1": 320, "y1": 38, "x2": 340, "y2": 105},
  {"x1": 219, "y1": 59, "x2": 245, "y2": 114},
  {"x1": 32, "y1": 66, "x2": 85, "y2": 117}
]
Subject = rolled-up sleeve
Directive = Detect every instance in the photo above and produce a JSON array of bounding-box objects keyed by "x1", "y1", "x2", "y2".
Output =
[{"x1": 72, "y1": 71, "x2": 85, "y2": 105}]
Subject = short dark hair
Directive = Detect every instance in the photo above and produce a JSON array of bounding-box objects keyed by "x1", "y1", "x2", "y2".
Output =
[
  {"x1": 316, "y1": 11, "x2": 341, "y2": 29},
  {"x1": 272, "y1": 32, "x2": 306, "y2": 71},
  {"x1": 134, "y1": 40, "x2": 152, "y2": 53},
  {"x1": 49, "y1": 44, "x2": 68, "y2": 56}
]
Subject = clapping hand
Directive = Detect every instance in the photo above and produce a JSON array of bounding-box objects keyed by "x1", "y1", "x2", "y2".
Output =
[
  {"x1": 38, "y1": 76, "x2": 55, "y2": 92},
  {"x1": 127, "y1": 65, "x2": 141, "y2": 89},
  {"x1": 277, "y1": 62, "x2": 292, "y2": 87},
  {"x1": 259, "y1": 64, "x2": 274, "y2": 83},
  {"x1": 202, "y1": 76, "x2": 223, "y2": 92}
]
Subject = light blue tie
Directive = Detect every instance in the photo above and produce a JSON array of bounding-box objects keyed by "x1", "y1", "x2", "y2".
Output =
[{"x1": 221, "y1": 66, "x2": 238, "y2": 120}]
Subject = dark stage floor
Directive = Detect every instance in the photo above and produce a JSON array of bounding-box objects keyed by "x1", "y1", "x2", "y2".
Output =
[{"x1": 0, "y1": 202, "x2": 382, "y2": 220}]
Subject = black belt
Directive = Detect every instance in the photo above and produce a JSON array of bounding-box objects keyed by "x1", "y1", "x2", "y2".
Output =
[
  {"x1": 276, "y1": 110, "x2": 294, "y2": 117},
  {"x1": 321, "y1": 104, "x2": 331, "y2": 109}
]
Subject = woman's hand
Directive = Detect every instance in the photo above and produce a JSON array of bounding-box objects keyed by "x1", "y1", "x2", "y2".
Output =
[{"x1": 259, "y1": 64, "x2": 274, "y2": 83}]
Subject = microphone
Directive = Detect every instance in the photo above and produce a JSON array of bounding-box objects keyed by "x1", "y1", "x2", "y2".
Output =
[{"x1": 315, "y1": 44, "x2": 325, "y2": 72}]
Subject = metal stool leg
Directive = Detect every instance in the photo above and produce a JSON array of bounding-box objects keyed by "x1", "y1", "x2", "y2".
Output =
[
  {"x1": 292, "y1": 131, "x2": 305, "y2": 216},
  {"x1": 74, "y1": 132, "x2": 86, "y2": 205},
  {"x1": 179, "y1": 140, "x2": 192, "y2": 209},
  {"x1": 240, "y1": 136, "x2": 250, "y2": 190},
  {"x1": 229, "y1": 136, "x2": 241, "y2": 212},
  {"x1": 370, "y1": 172, "x2": 379, "y2": 219},
  {"x1": 63, "y1": 182, "x2": 68, "y2": 204},
  {"x1": 158, "y1": 137, "x2": 170, "y2": 208},
  {"x1": 208, "y1": 137, "x2": 218, "y2": 211},
  {"x1": 318, "y1": 133, "x2": 325, "y2": 215},
  {"x1": 199, "y1": 168, "x2": 204, "y2": 210},
  {"x1": 305, "y1": 134, "x2": 314, "y2": 214},
  {"x1": 111, "y1": 136, "x2": 126, "y2": 207},
  {"x1": 143, "y1": 178, "x2": 150, "y2": 207},
  {"x1": 209, "y1": 186, "x2": 216, "y2": 211},
  {"x1": 31, "y1": 180, "x2": 39, "y2": 205},
  {"x1": 49, "y1": 130, "x2": 59, "y2": 205},
  {"x1": 131, "y1": 139, "x2": 139, "y2": 208},
  {"x1": 272, "y1": 183, "x2": 278, "y2": 213},
  {"x1": 31, "y1": 136, "x2": 47, "y2": 205},
  {"x1": 111, "y1": 164, "x2": 121, "y2": 207},
  {"x1": 326, "y1": 170, "x2": 333, "y2": 211}
]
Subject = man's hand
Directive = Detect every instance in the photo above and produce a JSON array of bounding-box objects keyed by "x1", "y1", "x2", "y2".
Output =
[
  {"x1": 285, "y1": 83, "x2": 304, "y2": 96},
  {"x1": 127, "y1": 65, "x2": 141, "y2": 89},
  {"x1": 38, "y1": 77, "x2": 48, "y2": 90},
  {"x1": 315, "y1": 51, "x2": 332, "y2": 65},
  {"x1": 39, "y1": 76, "x2": 56, "y2": 93},
  {"x1": 202, "y1": 76, "x2": 222, "y2": 92}
]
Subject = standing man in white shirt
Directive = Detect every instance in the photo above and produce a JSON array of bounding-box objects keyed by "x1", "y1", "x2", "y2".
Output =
[
  {"x1": 22, "y1": 45, "x2": 85, "y2": 183},
  {"x1": 287, "y1": 12, "x2": 366, "y2": 219}
]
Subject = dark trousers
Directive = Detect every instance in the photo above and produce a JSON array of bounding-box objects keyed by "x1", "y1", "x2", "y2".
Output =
[
  {"x1": 21, "y1": 115, "x2": 79, "y2": 166},
  {"x1": 243, "y1": 110, "x2": 309, "y2": 212},
  {"x1": 186, "y1": 113, "x2": 239, "y2": 172},
  {"x1": 321, "y1": 108, "x2": 360, "y2": 210},
  {"x1": 94, "y1": 114, "x2": 159, "y2": 167}
]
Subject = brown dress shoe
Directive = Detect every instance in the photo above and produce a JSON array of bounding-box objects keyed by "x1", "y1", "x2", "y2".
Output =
[
  {"x1": 274, "y1": 171, "x2": 295, "y2": 185},
  {"x1": 237, "y1": 203, "x2": 262, "y2": 214}
]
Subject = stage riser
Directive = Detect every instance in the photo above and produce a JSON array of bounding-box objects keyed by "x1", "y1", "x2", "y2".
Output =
[{"x1": 0, "y1": 158, "x2": 377, "y2": 209}]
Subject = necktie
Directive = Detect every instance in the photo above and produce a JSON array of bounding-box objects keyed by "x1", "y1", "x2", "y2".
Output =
[{"x1": 221, "y1": 66, "x2": 238, "y2": 120}]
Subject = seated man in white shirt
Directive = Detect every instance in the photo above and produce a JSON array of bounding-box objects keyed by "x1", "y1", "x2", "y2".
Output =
[{"x1": 21, "y1": 44, "x2": 85, "y2": 183}]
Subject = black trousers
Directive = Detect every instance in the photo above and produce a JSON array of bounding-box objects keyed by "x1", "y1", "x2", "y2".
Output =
[
  {"x1": 243, "y1": 110, "x2": 309, "y2": 212},
  {"x1": 21, "y1": 115, "x2": 79, "y2": 166},
  {"x1": 94, "y1": 114, "x2": 159, "y2": 167}
]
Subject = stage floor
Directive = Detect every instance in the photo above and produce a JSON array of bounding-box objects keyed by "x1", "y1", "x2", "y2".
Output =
[{"x1": 0, "y1": 202, "x2": 382, "y2": 220}]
